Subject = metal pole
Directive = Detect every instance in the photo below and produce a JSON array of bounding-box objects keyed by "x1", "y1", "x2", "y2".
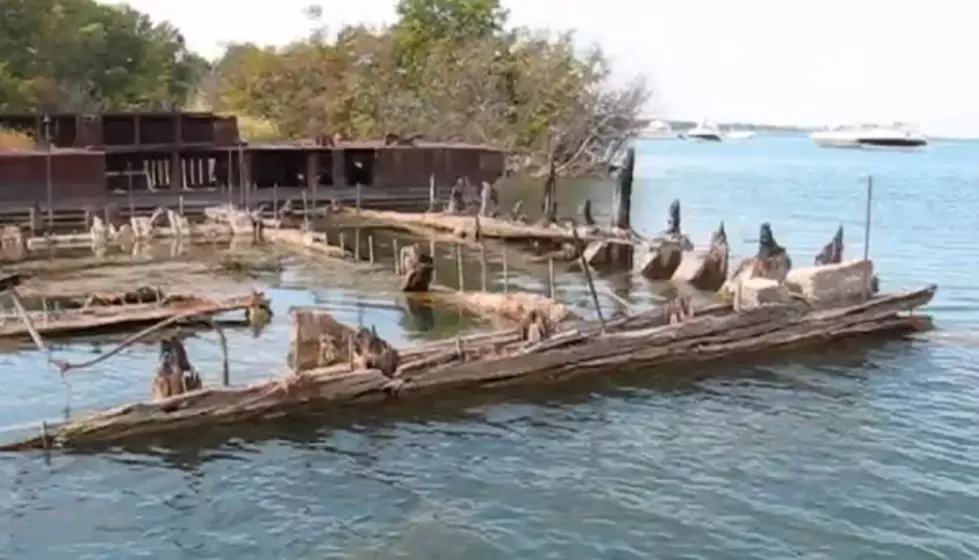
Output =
[
  {"x1": 43, "y1": 115, "x2": 52, "y2": 232},
  {"x1": 863, "y1": 175, "x2": 873, "y2": 261}
]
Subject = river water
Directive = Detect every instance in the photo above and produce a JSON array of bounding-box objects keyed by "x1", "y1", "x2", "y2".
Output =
[{"x1": 2, "y1": 135, "x2": 978, "y2": 559}]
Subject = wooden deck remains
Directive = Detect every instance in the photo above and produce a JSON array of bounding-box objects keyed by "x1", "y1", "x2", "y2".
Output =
[
  {"x1": 0, "y1": 270, "x2": 936, "y2": 450},
  {"x1": 0, "y1": 290, "x2": 264, "y2": 340}
]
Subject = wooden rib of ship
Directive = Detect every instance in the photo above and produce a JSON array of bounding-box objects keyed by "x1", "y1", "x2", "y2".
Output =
[
  {"x1": 0, "y1": 287, "x2": 265, "y2": 339},
  {"x1": 0, "y1": 221, "x2": 937, "y2": 451}
]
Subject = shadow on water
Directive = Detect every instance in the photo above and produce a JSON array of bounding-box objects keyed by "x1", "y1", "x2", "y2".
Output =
[{"x1": 33, "y1": 334, "x2": 926, "y2": 466}]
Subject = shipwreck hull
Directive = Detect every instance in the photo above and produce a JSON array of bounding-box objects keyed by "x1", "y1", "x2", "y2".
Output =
[
  {"x1": 0, "y1": 293, "x2": 260, "y2": 339},
  {"x1": 0, "y1": 284, "x2": 936, "y2": 451}
]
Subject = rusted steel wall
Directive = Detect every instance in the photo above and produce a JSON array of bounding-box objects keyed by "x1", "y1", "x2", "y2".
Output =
[
  {"x1": 214, "y1": 117, "x2": 241, "y2": 145},
  {"x1": 0, "y1": 151, "x2": 105, "y2": 202},
  {"x1": 75, "y1": 115, "x2": 102, "y2": 147},
  {"x1": 0, "y1": 112, "x2": 239, "y2": 149},
  {"x1": 138, "y1": 114, "x2": 174, "y2": 145},
  {"x1": 181, "y1": 114, "x2": 215, "y2": 144},
  {"x1": 373, "y1": 146, "x2": 504, "y2": 187}
]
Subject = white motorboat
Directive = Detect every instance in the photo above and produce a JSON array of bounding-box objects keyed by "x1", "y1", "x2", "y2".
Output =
[
  {"x1": 726, "y1": 128, "x2": 756, "y2": 140},
  {"x1": 686, "y1": 120, "x2": 723, "y2": 141},
  {"x1": 810, "y1": 124, "x2": 928, "y2": 149},
  {"x1": 640, "y1": 120, "x2": 678, "y2": 139}
]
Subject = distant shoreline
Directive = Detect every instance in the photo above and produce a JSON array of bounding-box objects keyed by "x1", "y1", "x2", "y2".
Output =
[
  {"x1": 640, "y1": 119, "x2": 814, "y2": 133},
  {"x1": 639, "y1": 119, "x2": 978, "y2": 140}
]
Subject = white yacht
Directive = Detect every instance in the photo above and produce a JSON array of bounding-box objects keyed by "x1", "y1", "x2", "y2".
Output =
[
  {"x1": 810, "y1": 124, "x2": 928, "y2": 149},
  {"x1": 640, "y1": 120, "x2": 678, "y2": 139},
  {"x1": 726, "y1": 128, "x2": 757, "y2": 140},
  {"x1": 686, "y1": 120, "x2": 723, "y2": 141}
]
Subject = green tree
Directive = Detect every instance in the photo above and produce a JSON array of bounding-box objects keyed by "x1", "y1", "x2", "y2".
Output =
[
  {"x1": 0, "y1": 0, "x2": 203, "y2": 111},
  {"x1": 393, "y1": 0, "x2": 508, "y2": 82}
]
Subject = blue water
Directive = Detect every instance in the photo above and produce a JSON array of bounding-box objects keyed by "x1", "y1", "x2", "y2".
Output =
[{"x1": 2, "y1": 134, "x2": 979, "y2": 559}]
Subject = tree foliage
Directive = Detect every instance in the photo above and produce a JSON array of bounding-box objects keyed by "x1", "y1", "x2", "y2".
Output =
[
  {"x1": 0, "y1": 0, "x2": 205, "y2": 112},
  {"x1": 207, "y1": 0, "x2": 650, "y2": 175},
  {"x1": 0, "y1": 0, "x2": 650, "y2": 176}
]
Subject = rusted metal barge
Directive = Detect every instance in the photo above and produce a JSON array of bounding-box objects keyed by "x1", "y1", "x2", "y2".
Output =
[{"x1": 0, "y1": 111, "x2": 505, "y2": 229}]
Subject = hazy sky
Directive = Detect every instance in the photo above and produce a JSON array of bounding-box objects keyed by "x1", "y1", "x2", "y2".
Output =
[{"x1": 114, "y1": 0, "x2": 979, "y2": 136}]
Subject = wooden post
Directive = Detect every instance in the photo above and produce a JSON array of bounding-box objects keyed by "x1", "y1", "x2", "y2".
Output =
[
  {"x1": 356, "y1": 182, "x2": 362, "y2": 217},
  {"x1": 170, "y1": 151, "x2": 183, "y2": 191},
  {"x1": 178, "y1": 195, "x2": 184, "y2": 216},
  {"x1": 339, "y1": 231, "x2": 346, "y2": 254},
  {"x1": 428, "y1": 173, "x2": 436, "y2": 212},
  {"x1": 480, "y1": 243, "x2": 487, "y2": 291},
  {"x1": 393, "y1": 238, "x2": 401, "y2": 274},
  {"x1": 354, "y1": 228, "x2": 361, "y2": 261},
  {"x1": 456, "y1": 243, "x2": 465, "y2": 290},
  {"x1": 863, "y1": 175, "x2": 873, "y2": 261},
  {"x1": 273, "y1": 183, "x2": 279, "y2": 216},
  {"x1": 305, "y1": 151, "x2": 318, "y2": 194},
  {"x1": 572, "y1": 228, "x2": 605, "y2": 330},
  {"x1": 542, "y1": 158, "x2": 557, "y2": 223},
  {"x1": 43, "y1": 115, "x2": 53, "y2": 233},
  {"x1": 237, "y1": 143, "x2": 247, "y2": 207},
  {"x1": 502, "y1": 245, "x2": 509, "y2": 292},
  {"x1": 547, "y1": 258, "x2": 556, "y2": 299},
  {"x1": 28, "y1": 207, "x2": 36, "y2": 238},
  {"x1": 126, "y1": 161, "x2": 135, "y2": 220},
  {"x1": 429, "y1": 239, "x2": 437, "y2": 283},
  {"x1": 290, "y1": 312, "x2": 300, "y2": 373},
  {"x1": 301, "y1": 190, "x2": 310, "y2": 231},
  {"x1": 609, "y1": 147, "x2": 635, "y2": 266},
  {"x1": 368, "y1": 235, "x2": 375, "y2": 264}
]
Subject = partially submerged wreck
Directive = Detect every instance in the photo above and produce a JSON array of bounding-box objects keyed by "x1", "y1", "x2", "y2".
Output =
[
  {"x1": 0, "y1": 287, "x2": 267, "y2": 340},
  {"x1": 0, "y1": 241, "x2": 935, "y2": 450}
]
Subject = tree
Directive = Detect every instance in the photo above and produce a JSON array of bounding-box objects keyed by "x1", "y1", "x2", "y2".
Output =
[
  {"x1": 0, "y1": 0, "x2": 203, "y2": 111},
  {"x1": 209, "y1": 6, "x2": 650, "y2": 176},
  {"x1": 392, "y1": 0, "x2": 508, "y2": 81}
]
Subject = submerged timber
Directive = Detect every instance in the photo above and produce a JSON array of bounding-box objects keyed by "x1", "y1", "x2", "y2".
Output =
[
  {"x1": 1, "y1": 266, "x2": 935, "y2": 450},
  {"x1": 0, "y1": 289, "x2": 265, "y2": 340}
]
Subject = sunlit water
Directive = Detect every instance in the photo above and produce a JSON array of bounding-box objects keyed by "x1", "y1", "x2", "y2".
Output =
[{"x1": 2, "y1": 135, "x2": 979, "y2": 559}]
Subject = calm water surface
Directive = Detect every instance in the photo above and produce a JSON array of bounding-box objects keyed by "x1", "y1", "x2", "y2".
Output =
[{"x1": 2, "y1": 135, "x2": 979, "y2": 559}]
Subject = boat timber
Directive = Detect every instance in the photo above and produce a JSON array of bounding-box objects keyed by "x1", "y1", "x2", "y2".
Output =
[
  {"x1": 340, "y1": 208, "x2": 636, "y2": 248},
  {"x1": 0, "y1": 283, "x2": 936, "y2": 451},
  {"x1": 0, "y1": 293, "x2": 261, "y2": 339}
]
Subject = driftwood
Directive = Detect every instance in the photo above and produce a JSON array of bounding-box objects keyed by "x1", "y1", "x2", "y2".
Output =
[
  {"x1": 400, "y1": 245, "x2": 434, "y2": 292},
  {"x1": 479, "y1": 181, "x2": 499, "y2": 218},
  {"x1": 0, "y1": 284, "x2": 936, "y2": 450},
  {"x1": 0, "y1": 292, "x2": 263, "y2": 339},
  {"x1": 444, "y1": 181, "x2": 465, "y2": 215},
  {"x1": 579, "y1": 199, "x2": 595, "y2": 226},
  {"x1": 347, "y1": 208, "x2": 631, "y2": 247},
  {"x1": 263, "y1": 227, "x2": 351, "y2": 260},
  {"x1": 639, "y1": 199, "x2": 695, "y2": 279},
  {"x1": 671, "y1": 222, "x2": 729, "y2": 291},
  {"x1": 288, "y1": 307, "x2": 362, "y2": 371},
  {"x1": 541, "y1": 159, "x2": 558, "y2": 224},
  {"x1": 351, "y1": 325, "x2": 400, "y2": 377},
  {"x1": 816, "y1": 225, "x2": 844, "y2": 265},
  {"x1": 722, "y1": 222, "x2": 793, "y2": 297},
  {"x1": 152, "y1": 336, "x2": 202, "y2": 400}
]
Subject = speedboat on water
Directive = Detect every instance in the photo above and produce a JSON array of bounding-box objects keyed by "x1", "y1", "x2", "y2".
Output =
[
  {"x1": 810, "y1": 124, "x2": 928, "y2": 150},
  {"x1": 726, "y1": 128, "x2": 757, "y2": 140},
  {"x1": 640, "y1": 120, "x2": 678, "y2": 140},
  {"x1": 686, "y1": 120, "x2": 723, "y2": 141}
]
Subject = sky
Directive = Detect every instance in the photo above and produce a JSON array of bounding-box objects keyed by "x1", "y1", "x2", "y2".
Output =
[{"x1": 113, "y1": 0, "x2": 979, "y2": 137}]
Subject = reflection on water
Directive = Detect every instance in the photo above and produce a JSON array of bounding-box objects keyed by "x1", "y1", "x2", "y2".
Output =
[{"x1": 2, "y1": 136, "x2": 979, "y2": 559}]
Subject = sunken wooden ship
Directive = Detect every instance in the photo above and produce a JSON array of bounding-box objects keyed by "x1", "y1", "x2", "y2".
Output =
[{"x1": 0, "y1": 214, "x2": 936, "y2": 450}]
